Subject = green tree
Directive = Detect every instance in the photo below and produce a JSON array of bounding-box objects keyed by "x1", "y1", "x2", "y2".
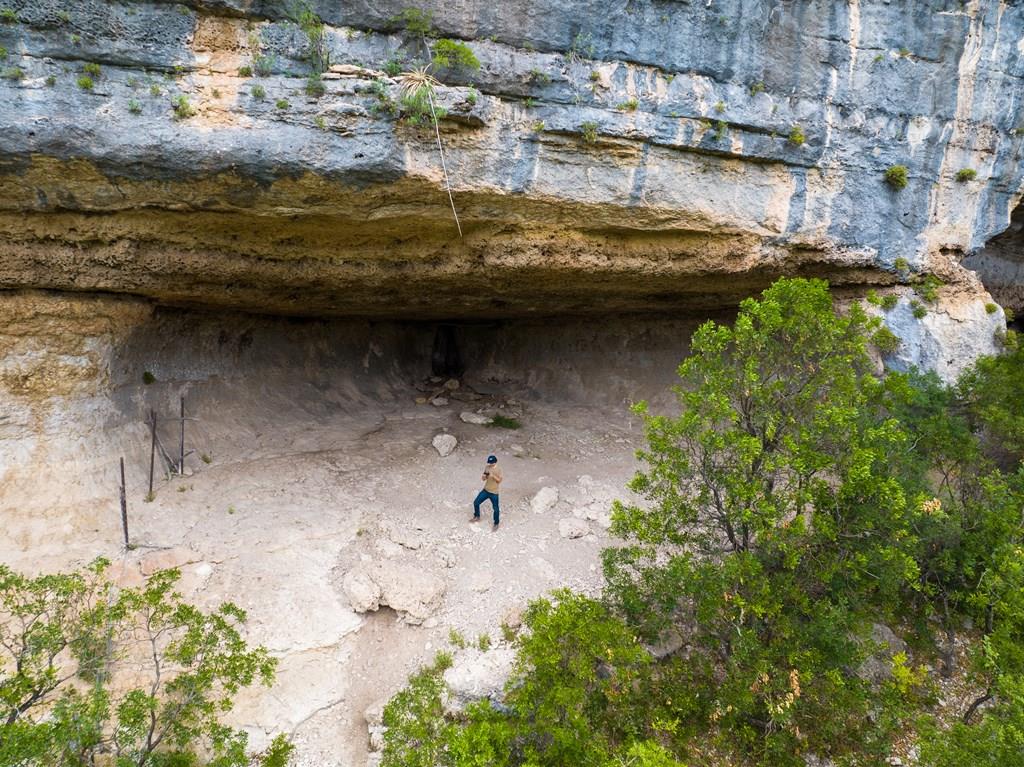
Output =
[
  {"x1": 604, "y1": 278, "x2": 921, "y2": 763},
  {"x1": 0, "y1": 560, "x2": 292, "y2": 767}
]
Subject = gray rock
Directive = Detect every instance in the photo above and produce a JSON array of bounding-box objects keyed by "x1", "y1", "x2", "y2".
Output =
[
  {"x1": 341, "y1": 568, "x2": 381, "y2": 613},
  {"x1": 558, "y1": 517, "x2": 590, "y2": 539},
  {"x1": 530, "y1": 486, "x2": 559, "y2": 515},
  {"x1": 460, "y1": 412, "x2": 493, "y2": 425},
  {"x1": 857, "y1": 623, "x2": 909, "y2": 685},
  {"x1": 443, "y1": 646, "x2": 517, "y2": 715},
  {"x1": 432, "y1": 433, "x2": 458, "y2": 457}
]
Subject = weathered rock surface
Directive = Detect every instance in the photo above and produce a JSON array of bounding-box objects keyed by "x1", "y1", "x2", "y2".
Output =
[
  {"x1": 558, "y1": 517, "x2": 590, "y2": 539},
  {"x1": 530, "y1": 486, "x2": 560, "y2": 515},
  {"x1": 459, "y1": 411, "x2": 493, "y2": 425},
  {"x1": 344, "y1": 562, "x2": 446, "y2": 624},
  {"x1": 0, "y1": 0, "x2": 1016, "y2": 345},
  {"x1": 442, "y1": 646, "x2": 517, "y2": 715},
  {"x1": 432, "y1": 433, "x2": 458, "y2": 457}
]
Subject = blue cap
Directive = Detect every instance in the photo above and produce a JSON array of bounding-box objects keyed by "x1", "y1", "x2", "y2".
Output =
[{"x1": 487, "y1": 455, "x2": 498, "y2": 464}]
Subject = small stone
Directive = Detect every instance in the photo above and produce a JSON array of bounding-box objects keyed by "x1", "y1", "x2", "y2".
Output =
[
  {"x1": 530, "y1": 486, "x2": 559, "y2": 515},
  {"x1": 432, "y1": 433, "x2": 458, "y2": 457},
  {"x1": 510, "y1": 444, "x2": 525, "y2": 455},
  {"x1": 460, "y1": 411, "x2": 493, "y2": 425},
  {"x1": 415, "y1": 396, "x2": 427, "y2": 404},
  {"x1": 430, "y1": 396, "x2": 449, "y2": 407},
  {"x1": 444, "y1": 378, "x2": 460, "y2": 390},
  {"x1": 558, "y1": 517, "x2": 590, "y2": 539}
]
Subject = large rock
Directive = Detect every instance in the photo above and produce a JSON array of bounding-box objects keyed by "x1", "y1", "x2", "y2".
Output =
[
  {"x1": 459, "y1": 411, "x2": 493, "y2": 426},
  {"x1": 530, "y1": 486, "x2": 560, "y2": 515},
  {"x1": 443, "y1": 646, "x2": 517, "y2": 715},
  {"x1": 341, "y1": 568, "x2": 381, "y2": 614},
  {"x1": 558, "y1": 517, "x2": 590, "y2": 539},
  {"x1": 432, "y1": 433, "x2": 458, "y2": 457}
]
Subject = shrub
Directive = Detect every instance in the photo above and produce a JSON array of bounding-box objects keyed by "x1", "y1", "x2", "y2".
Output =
[
  {"x1": 253, "y1": 53, "x2": 274, "y2": 77},
  {"x1": 128, "y1": 98, "x2": 142, "y2": 114},
  {"x1": 238, "y1": 64, "x2": 252, "y2": 77},
  {"x1": 464, "y1": 87, "x2": 477, "y2": 105},
  {"x1": 149, "y1": 83, "x2": 161, "y2": 96},
  {"x1": 589, "y1": 70, "x2": 600, "y2": 82},
  {"x1": 714, "y1": 99, "x2": 725, "y2": 113},
  {"x1": 894, "y1": 256, "x2": 910, "y2": 273},
  {"x1": 580, "y1": 121, "x2": 598, "y2": 144},
  {"x1": 986, "y1": 302, "x2": 999, "y2": 314},
  {"x1": 293, "y1": 6, "x2": 329, "y2": 73},
  {"x1": 305, "y1": 73, "x2": 325, "y2": 97},
  {"x1": 0, "y1": 8, "x2": 16, "y2": 23},
  {"x1": 251, "y1": 84, "x2": 266, "y2": 99},
  {"x1": 788, "y1": 123, "x2": 806, "y2": 145},
  {"x1": 77, "y1": 75, "x2": 93, "y2": 90},
  {"x1": 2, "y1": 66, "x2": 23, "y2": 80},
  {"x1": 911, "y1": 299, "x2": 927, "y2": 318},
  {"x1": 171, "y1": 93, "x2": 195, "y2": 119},
  {"x1": 476, "y1": 633, "x2": 491, "y2": 651},
  {"x1": 45, "y1": 74, "x2": 55, "y2": 86},
  {"x1": 531, "y1": 120, "x2": 545, "y2": 132},
  {"x1": 956, "y1": 167, "x2": 977, "y2": 182},
  {"x1": 886, "y1": 164, "x2": 909, "y2": 190},
  {"x1": 275, "y1": 98, "x2": 289, "y2": 110},
  {"x1": 0, "y1": 560, "x2": 291, "y2": 767},
  {"x1": 431, "y1": 39, "x2": 480, "y2": 71},
  {"x1": 488, "y1": 415, "x2": 521, "y2": 429},
  {"x1": 0, "y1": 46, "x2": 5, "y2": 60},
  {"x1": 749, "y1": 80, "x2": 765, "y2": 96},
  {"x1": 882, "y1": 294, "x2": 900, "y2": 310},
  {"x1": 528, "y1": 68, "x2": 551, "y2": 85},
  {"x1": 391, "y1": 7, "x2": 433, "y2": 37},
  {"x1": 314, "y1": 115, "x2": 326, "y2": 129},
  {"x1": 523, "y1": 96, "x2": 536, "y2": 108},
  {"x1": 383, "y1": 56, "x2": 404, "y2": 77},
  {"x1": 83, "y1": 61, "x2": 101, "y2": 78},
  {"x1": 918, "y1": 274, "x2": 943, "y2": 303},
  {"x1": 448, "y1": 628, "x2": 467, "y2": 649},
  {"x1": 566, "y1": 31, "x2": 595, "y2": 62},
  {"x1": 713, "y1": 119, "x2": 728, "y2": 140},
  {"x1": 617, "y1": 97, "x2": 639, "y2": 111}
]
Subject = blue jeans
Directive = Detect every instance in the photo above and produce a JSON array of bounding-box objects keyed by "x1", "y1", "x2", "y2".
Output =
[{"x1": 473, "y1": 490, "x2": 500, "y2": 524}]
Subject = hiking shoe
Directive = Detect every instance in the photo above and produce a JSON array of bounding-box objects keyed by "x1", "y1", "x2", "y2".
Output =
[
  {"x1": 470, "y1": 516, "x2": 480, "y2": 523},
  {"x1": 492, "y1": 522, "x2": 500, "y2": 531}
]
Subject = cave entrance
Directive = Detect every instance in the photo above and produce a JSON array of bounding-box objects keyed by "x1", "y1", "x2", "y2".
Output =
[{"x1": 964, "y1": 201, "x2": 1024, "y2": 326}]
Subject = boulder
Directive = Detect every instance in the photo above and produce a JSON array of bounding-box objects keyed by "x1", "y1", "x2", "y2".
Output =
[
  {"x1": 530, "y1": 486, "x2": 559, "y2": 515},
  {"x1": 430, "y1": 396, "x2": 449, "y2": 407},
  {"x1": 443, "y1": 646, "x2": 517, "y2": 715},
  {"x1": 558, "y1": 517, "x2": 590, "y2": 539},
  {"x1": 432, "y1": 433, "x2": 458, "y2": 457},
  {"x1": 857, "y1": 623, "x2": 909, "y2": 684},
  {"x1": 372, "y1": 563, "x2": 446, "y2": 624},
  {"x1": 460, "y1": 411, "x2": 493, "y2": 425},
  {"x1": 341, "y1": 568, "x2": 381, "y2": 613}
]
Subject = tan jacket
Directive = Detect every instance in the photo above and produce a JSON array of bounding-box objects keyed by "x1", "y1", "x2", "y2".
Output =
[{"x1": 482, "y1": 464, "x2": 502, "y2": 493}]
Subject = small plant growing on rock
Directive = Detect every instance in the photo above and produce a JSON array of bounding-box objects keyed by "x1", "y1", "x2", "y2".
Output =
[
  {"x1": 0, "y1": 8, "x2": 17, "y2": 23},
  {"x1": 253, "y1": 53, "x2": 275, "y2": 77},
  {"x1": 985, "y1": 302, "x2": 999, "y2": 314},
  {"x1": 293, "y1": 5, "x2": 329, "y2": 74},
  {"x1": 431, "y1": 39, "x2": 480, "y2": 71},
  {"x1": 893, "y1": 256, "x2": 910, "y2": 274},
  {"x1": 171, "y1": 93, "x2": 195, "y2": 119},
  {"x1": 128, "y1": 98, "x2": 142, "y2": 114},
  {"x1": 865, "y1": 290, "x2": 882, "y2": 306},
  {"x1": 464, "y1": 87, "x2": 477, "y2": 105},
  {"x1": 956, "y1": 167, "x2": 977, "y2": 182},
  {"x1": 566, "y1": 31, "x2": 595, "y2": 62},
  {"x1": 528, "y1": 68, "x2": 551, "y2": 85},
  {"x1": 476, "y1": 633, "x2": 492, "y2": 652},
  {"x1": 391, "y1": 7, "x2": 434, "y2": 36},
  {"x1": 275, "y1": 98, "x2": 289, "y2": 110},
  {"x1": 489, "y1": 415, "x2": 522, "y2": 429},
  {"x1": 251, "y1": 84, "x2": 266, "y2": 100},
  {"x1": 384, "y1": 56, "x2": 404, "y2": 77},
  {"x1": 713, "y1": 120, "x2": 728, "y2": 141},
  {"x1": 589, "y1": 70, "x2": 601, "y2": 82},
  {"x1": 314, "y1": 115, "x2": 326, "y2": 129},
  {"x1": 918, "y1": 274, "x2": 942, "y2": 303},
  {"x1": 238, "y1": 64, "x2": 252, "y2": 77},
  {"x1": 714, "y1": 99, "x2": 726, "y2": 113},
  {"x1": 500, "y1": 621, "x2": 517, "y2": 643},
  {"x1": 448, "y1": 628, "x2": 467, "y2": 649},
  {"x1": 910, "y1": 299, "x2": 927, "y2": 319},
  {"x1": 617, "y1": 98, "x2": 638, "y2": 111},
  {"x1": 886, "y1": 164, "x2": 909, "y2": 190},
  {"x1": 2, "y1": 66, "x2": 23, "y2": 80},
  {"x1": 142, "y1": 371, "x2": 156, "y2": 384},
  {"x1": 0, "y1": 47, "x2": 6, "y2": 60},
  {"x1": 45, "y1": 74, "x2": 55, "y2": 86},
  {"x1": 77, "y1": 75, "x2": 94, "y2": 90},
  {"x1": 531, "y1": 120, "x2": 545, "y2": 132},
  {"x1": 872, "y1": 325, "x2": 901, "y2": 354},
  {"x1": 881, "y1": 294, "x2": 899, "y2": 310},
  {"x1": 83, "y1": 62, "x2": 101, "y2": 78},
  {"x1": 305, "y1": 73, "x2": 325, "y2": 97},
  {"x1": 788, "y1": 124, "x2": 806, "y2": 146},
  {"x1": 580, "y1": 122, "x2": 599, "y2": 143},
  {"x1": 749, "y1": 81, "x2": 765, "y2": 96}
]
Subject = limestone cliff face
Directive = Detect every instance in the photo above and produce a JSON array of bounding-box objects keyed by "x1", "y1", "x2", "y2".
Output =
[{"x1": 0, "y1": 0, "x2": 1017, "y2": 332}]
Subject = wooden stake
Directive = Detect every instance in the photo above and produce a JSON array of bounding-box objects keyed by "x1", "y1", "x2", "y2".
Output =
[
  {"x1": 179, "y1": 396, "x2": 185, "y2": 475},
  {"x1": 119, "y1": 457, "x2": 129, "y2": 549},
  {"x1": 148, "y1": 409, "x2": 156, "y2": 498}
]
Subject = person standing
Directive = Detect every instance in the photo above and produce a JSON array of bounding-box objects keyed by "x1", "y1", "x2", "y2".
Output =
[{"x1": 472, "y1": 455, "x2": 502, "y2": 530}]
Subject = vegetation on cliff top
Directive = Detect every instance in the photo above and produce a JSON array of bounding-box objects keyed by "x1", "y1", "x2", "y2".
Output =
[{"x1": 380, "y1": 278, "x2": 1024, "y2": 767}]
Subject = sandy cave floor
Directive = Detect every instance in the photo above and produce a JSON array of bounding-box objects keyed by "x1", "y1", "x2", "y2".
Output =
[{"x1": 6, "y1": 393, "x2": 646, "y2": 766}]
